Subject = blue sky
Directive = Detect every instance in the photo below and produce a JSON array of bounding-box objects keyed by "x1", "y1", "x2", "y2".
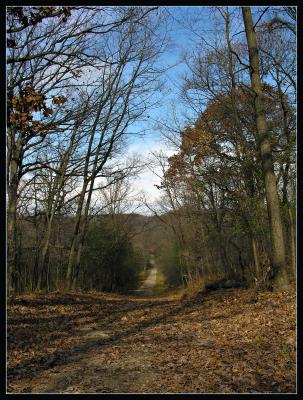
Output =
[
  {"x1": 113, "y1": 6, "x2": 295, "y2": 207},
  {"x1": 125, "y1": 7, "x2": 219, "y2": 203}
]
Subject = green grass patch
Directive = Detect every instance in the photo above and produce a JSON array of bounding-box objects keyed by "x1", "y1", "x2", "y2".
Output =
[
  {"x1": 153, "y1": 269, "x2": 167, "y2": 294},
  {"x1": 138, "y1": 268, "x2": 151, "y2": 283}
]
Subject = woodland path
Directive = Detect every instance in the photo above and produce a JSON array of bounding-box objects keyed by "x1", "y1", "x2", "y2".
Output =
[
  {"x1": 140, "y1": 267, "x2": 157, "y2": 289},
  {"x1": 7, "y1": 288, "x2": 296, "y2": 393},
  {"x1": 132, "y1": 266, "x2": 158, "y2": 295}
]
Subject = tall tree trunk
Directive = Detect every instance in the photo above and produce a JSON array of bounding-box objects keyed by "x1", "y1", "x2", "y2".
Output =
[
  {"x1": 276, "y1": 81, "x2": 296, "y2": 279},
  {"x1": 66, "y1": 184, "x2": 87, "y2": 289},
  {"x1": 37, "y1": 129, "x2": 78, "y2": 290},
  {"x1": 219, "y1": 240, "x2": 229, "y2": 275},
  {"x1": 65, "y1": 94, "x2": 105, "y2": 289},
  {"x1": 70, "y1": 174, "x2": 96, "y2": 290},
  {"x1": 72, "y1": 241, "x2": 83, "y2": 290},
  {"x1": 7, "y1": 130, "x2": 22, "y2": 294},
  {"x1": 251, "y1": 237, "x2": 260, "y2": 277},
  {"x1": 7, "y1": 181, "x2": 17, "y2": 293},
  {"x1": 199, "y1": 223, "x2": 211, "y2": 276},
  {"x1": 288, "y1": 207, "x2": 296, "y2": 277},
  {"x1": 242, "y1": 6, "x2": 289, "y2": 291},
  {"x1": 36, "y1": 226, "x2": 51, "y2": 291}
]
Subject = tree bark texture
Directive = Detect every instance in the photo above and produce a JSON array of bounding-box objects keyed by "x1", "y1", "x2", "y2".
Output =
[{"x1": 242, "y1": 6, "x2": 289, "y2": 290}]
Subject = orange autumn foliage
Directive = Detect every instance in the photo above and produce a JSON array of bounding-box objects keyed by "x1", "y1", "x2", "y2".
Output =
[
  {"x1": 8, "y1": 86, "x2": 67, "y2": 137},
  {"x1": 165, "y1": 123, "x2": 215, "y2": 184},
  {"x1": 165, "y1": 83, "x2": 291, "y2": 186}
]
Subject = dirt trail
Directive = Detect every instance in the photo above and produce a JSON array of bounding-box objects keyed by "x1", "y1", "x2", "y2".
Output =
[
  {"x1": 132, "y1": 267, "x2": 158, "y2": 295},
  {"x1": 140, "y1": 267, "x2": 157, "y2": 290},
  {"x1": 7, "y1": 289, "x2": 296, "y2": 393}
]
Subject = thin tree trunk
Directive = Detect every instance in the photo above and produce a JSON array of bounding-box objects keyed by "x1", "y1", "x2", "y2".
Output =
[
  {"x1": 7, "y1": 181, "x2": 17, "y2": 293},
  {"x1": 219, "y1": 241, "x2": 228, "y2": 275},
  {"x1": 288, "y1": 207, "x2": 296, "y2": 277},
  {"x1": 199, "y1": 224, "x2": 211, "y2": 276},
  {"x1": 66, "y1": 93, "x2": 105, "y2": 289},
  {"x1": 66, "y1": 185, "x2": 87, "y2": 289},
  {"x1": 37, "y1": 129, "x2": 78, "y2": 290},
  {"x1": 251, "y1": 237, "x2": 260, "y2": 277},
  {"x1": 7, "y1": 131, "x2": 22, "y2": 294},
  {"x1": 242, "y1": 6, "x2": 289, "y2": 291},
  {"x1": 276, "y1": 80, "x2": 296, "y2": 279},
  {"x1": 72, "y1": 241, "x2": 83, "y2": 290}
]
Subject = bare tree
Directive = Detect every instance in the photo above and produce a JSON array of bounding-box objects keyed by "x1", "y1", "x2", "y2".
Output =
[
  {"x1": 242, "y1": 6, "x2": 289, "y2": 290},
  {"x1": 7, "y1": 6, "x2": 165, "y2": 293}
]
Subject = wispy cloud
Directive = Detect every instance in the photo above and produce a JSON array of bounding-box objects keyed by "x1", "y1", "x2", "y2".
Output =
[{"x1": 126, "y1": 137, "x2": 176, "y2": 203}]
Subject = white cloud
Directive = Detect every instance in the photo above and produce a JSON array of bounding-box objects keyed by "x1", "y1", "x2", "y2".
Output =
[
  {"x1": 126, "y1": 137, "x2": 176, "y2": 203},
  {"x1": 132, "y1": 170, "x2": 160, "y2": 201},
  {"x1": 88, "y1": 136, "x2": 177, "y2": 214}
]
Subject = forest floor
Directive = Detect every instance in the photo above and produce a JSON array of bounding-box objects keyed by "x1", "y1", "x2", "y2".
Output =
[{"x1": 7, "y1": 286, "x2": 296, "y2": 393}]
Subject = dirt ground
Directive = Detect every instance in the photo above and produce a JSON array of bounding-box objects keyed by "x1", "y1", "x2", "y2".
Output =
[
  {"x1": 7, "y1": 287, "x2": 296, "y2": 393},
  {"x1": 130, "y1": 266, "x2": 158, "y2": 296}
]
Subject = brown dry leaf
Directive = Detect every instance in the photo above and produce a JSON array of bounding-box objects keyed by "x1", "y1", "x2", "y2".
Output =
[{"x1": 7, "y1": 288, "x2": 296, "y2": 394}]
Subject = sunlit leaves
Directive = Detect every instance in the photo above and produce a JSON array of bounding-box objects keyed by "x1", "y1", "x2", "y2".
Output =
[{"x1": 8, "y1": 86, "x2": 67, "y2": 137}]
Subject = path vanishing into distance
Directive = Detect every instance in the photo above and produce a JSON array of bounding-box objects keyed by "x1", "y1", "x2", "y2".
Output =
[
  {"x1": 133, "y1": 267, "x2": 158, "y2": 296},
  {"x1": 7, "y1": 287, "x2": 296, "y2": 393},
  {"x1": 140, "y1": 267, "x2": 157, "y2": 290}
]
